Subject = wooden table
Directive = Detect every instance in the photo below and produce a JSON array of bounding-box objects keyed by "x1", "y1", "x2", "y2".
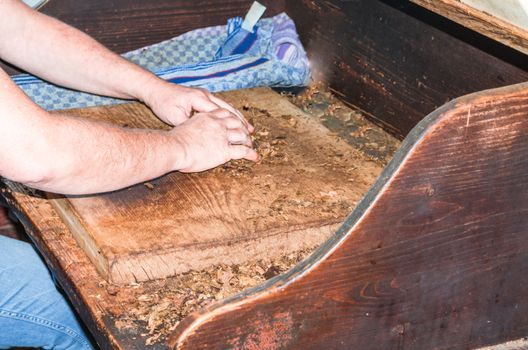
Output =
[{"x1": 4, "y1": 81, "x2": 528, "y2": 349}]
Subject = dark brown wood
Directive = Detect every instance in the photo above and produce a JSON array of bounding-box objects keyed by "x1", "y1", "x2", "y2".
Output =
[
  {"x1": 40, "y1": 0, "x2": 284, "y2": 52},
  {"x1": 287, "y1": 0, "x2": 528, "y2": 139},
  {"x1": 1, "y1": 0, "x2": 285, "y2": 75},
  {"x1": 4, "y1": 0, "x2": 527, "y2": 141},
  {"x1": 0, "y1": 202, "x2": 26, "y2": 241},
  {"x1": 0, "y1": 207, "x2": 16, "y2": 239},
  {"x1": 0, "y1": 206, "x2": 9, "y2": 227},
  {"x1": 168, "y1": 82, "x2": 528, "y2": 349},
  {"x1": 48, "y1": 88, "x2": 383, "y2": 284}
]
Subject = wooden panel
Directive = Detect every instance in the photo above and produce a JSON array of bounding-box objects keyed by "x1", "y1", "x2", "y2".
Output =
[
  {"x1": 0, "y1": 207, "x2": 18, "y2": 240},
  {"x1": 168, "y1": 83, "x2": 528, "y2": 349},
  {"x1": 1, "y1": 0, "x2": 285, "y2": 75},
  {"x1": 39, "y1": 0, "x2": 284, "y2": 53},
  {"x1": 412, "y1": 0, "x2": 528, "y2": 54},
  {"x1": 0, "y1": 206, "x2": 10, "y2": 227},
  {"x1": 50, "y1": 88, "x2": 383, "y2": 284},
  {"x1": 0, "y1": 204, "x2": 24, "y2": 241},
  {"x1": 287, "y1": 0, "x2": 528, "y2": 138}
]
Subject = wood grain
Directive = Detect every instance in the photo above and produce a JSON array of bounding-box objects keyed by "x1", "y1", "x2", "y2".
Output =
[
  {"x1": 0, "y1": 206, "x2": 10, "y2": 227},
  {"x1": 287, "y1": 0, "x2": 528, "y2": 139},
  {"x1": 0, "y1": 87, "x2": 391, "y2": 349},
  {"x1": 4, "y1": 0, "x2": 527, "y2": 142},
  {"x1": 411, "y1": 0, "x2": 528, "y2": 55},
  {"x1": 1, "y1": 0, "x2": 284, "y2": 75},
  {"x1": 48, "y1": 88, "x2": 383, "y2": 284},
  {"x1": 168, "y1": 83, "x2": 528, "y2": 349},
  {"x1": 0, "y1": 207, "x2": 18, "y2": 240}
]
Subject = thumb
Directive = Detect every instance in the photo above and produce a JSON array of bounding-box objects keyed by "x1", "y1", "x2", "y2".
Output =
[{"x1": 156, "y1": 105, "x2": 189, "y2": 126}]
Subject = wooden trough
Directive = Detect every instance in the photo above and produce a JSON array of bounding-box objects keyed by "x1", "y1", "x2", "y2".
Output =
[{"x1": 2, "y1": 0, "x2": 528, "y2": 349}]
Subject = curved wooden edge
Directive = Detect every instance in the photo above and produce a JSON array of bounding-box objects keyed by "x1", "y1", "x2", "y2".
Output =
[
  {"x1": 168, "y1": 81, "x2": 528, "y2": 349},
  {"x1": 411, "y1": 0, "x2": 528, "y2": 55}
]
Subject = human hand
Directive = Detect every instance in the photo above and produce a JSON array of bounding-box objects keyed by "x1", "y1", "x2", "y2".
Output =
[
  {"x1": 143, "y1": 80, "x2": 253, "y2": 132},
  {"x1": 171, "y1": 108, "x2": 259, "y2": 173}
]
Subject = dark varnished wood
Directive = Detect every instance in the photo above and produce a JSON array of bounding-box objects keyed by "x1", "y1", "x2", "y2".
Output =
[
  {"x1": 287, "y1": 0, "x2": 528, "y2": 138},
  {"x1": 4, "y1": 0, "x2": 527, "y2": 141},
  {"x1": 39, "y1": 0, "x2": 284, "y2": 53},
  {"x1": 168, "y1": 83, "x2": 528, "y2": 349},
  {"x1": 1, "y1": 1, "x2": 527, "y2": 348},
  {"x1": 1, "y1": 0, "x2": 284, "y2": 75}
]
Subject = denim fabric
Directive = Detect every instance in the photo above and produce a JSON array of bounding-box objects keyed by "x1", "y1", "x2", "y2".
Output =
[{"x1": 0, "y1": 235, "x2": 94, "y2": 349}]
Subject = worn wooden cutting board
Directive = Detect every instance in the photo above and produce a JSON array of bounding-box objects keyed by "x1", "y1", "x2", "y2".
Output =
[{"x1": 49, "y1": 88, "x2": 383, "y2": 284}]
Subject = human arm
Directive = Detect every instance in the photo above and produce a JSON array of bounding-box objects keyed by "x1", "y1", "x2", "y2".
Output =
[
  {"x1": 0, "y1": 68, "x2": 258, "y2": 195},
  {"x1": 0, "y1": 0, "x2": 251, "y2": 128}
]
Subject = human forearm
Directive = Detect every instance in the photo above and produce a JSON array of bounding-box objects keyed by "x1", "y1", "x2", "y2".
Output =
[
  {"x1": 1, "y1": 110, "x2": 183, "y2": 195},
  {"x1": 0, "y1": 0, "x2": 154, "y2": 101},
  {"x1": 0, "y1": 67, "x2": 257, "y2": 194},
  {"x1": 0, "y1": 0, "x2": 253, "y2": 129},
  {"x1": 0, "y1": 68, "x2": 180, "y2": 194},
  {"x1": 19, "y1": 114, "x2": 181, "y2": 194}
]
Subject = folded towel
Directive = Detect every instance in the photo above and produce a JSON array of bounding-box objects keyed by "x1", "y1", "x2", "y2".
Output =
[{"x1": 12, "y1": 12, "x2": 310, "y2": 111}]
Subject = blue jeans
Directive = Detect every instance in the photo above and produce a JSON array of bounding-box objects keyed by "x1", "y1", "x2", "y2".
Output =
[{"x1": 0, "y1": 235, "x2": 95, "y2": 349}]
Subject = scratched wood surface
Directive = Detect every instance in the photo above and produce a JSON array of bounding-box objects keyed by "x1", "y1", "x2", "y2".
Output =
[
  {"x1": 47, "y1": 88, "x2": 383, "y2": 284},
  {"x1": 411, "y1": 0, "x2": 528, "y2": 55},
  {"x1": 5, "y1": 0, "x2": 528, "y2": 143},
  {"x1": 168, "y1": 83, "x2": 528, "y2": 350},
  {"x1": 2, "y1": 84, "x2": 528, "y2": 349},
  {"x1": 0, "y1": 86, "x2": 394, "y2": 349}
]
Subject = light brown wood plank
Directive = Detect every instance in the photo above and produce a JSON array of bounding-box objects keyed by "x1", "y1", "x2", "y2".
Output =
[
  {"x1": 411, "y1": 0, "x2": 528, "y2": 54},
  {"x1": 50, "y1": 88, "x2": 384, "y2": 284}
]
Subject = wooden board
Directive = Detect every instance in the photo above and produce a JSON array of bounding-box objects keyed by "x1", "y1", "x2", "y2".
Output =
[
  {"x1": 50, "y1": 88, "x2": 383, "y2": 284},
  {"x1": 0, "y1": 87, "x2": 396, "y2": 349},
  {"x1": 461, "y1": 0, "x2": 528, "y2": 30},
  {"x1": 411, "y1": 0, "x2": 528, "y2": 54}
]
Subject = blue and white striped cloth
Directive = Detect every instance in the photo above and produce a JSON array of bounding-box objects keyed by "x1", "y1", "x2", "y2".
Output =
[{"x1": 12, "y1": 13, "x2": 310, "y2": 111}]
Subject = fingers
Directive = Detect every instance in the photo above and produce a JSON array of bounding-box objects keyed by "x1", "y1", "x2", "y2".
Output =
[
  {"x1": 209, "y1": 108, "x2": 233, "y2": 119},
  {"x1": 188, "y1": 88, "x2": 254, "y2": 133},
  {"x1": 219, "y1": 114, "x2": 248, "y2": 132},
  {"x1": 227, "y1": 128, "x2": 253, "y2": 147},
  {"x1": 229, "y1": 144, "x2": 260, "y2": 162},
  {"x1": 209, "y1": 94, "x2": 255, "y2": 133},
  {"x1": 197, "y1": 108, "x2": 249, "y2": 133},
  {"x1": 191, "y1": 93, "x2": 220, "y2": 113}
]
